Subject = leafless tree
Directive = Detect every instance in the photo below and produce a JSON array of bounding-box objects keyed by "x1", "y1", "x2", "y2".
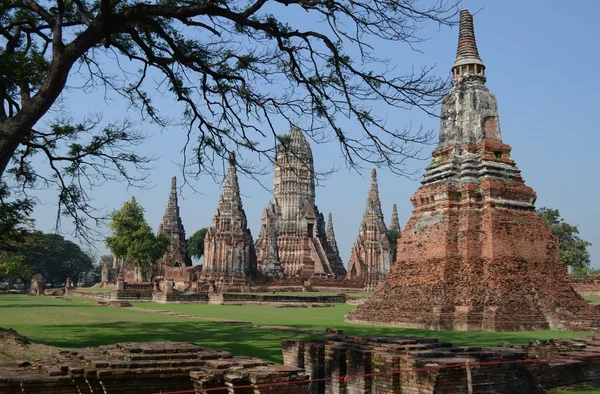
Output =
[{"x1": 0, "y1": 0, "x2": 458, "y2": 237}]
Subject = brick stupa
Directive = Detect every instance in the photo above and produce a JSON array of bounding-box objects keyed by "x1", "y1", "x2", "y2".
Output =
[
  {"x1": 347, "y1": 169, "x2": 392, "y2": 289},
  {"x1": 157, "y1": 176, "x2": 192, "y2": 267},
  {"x1": 203, "y1": 153, "x2": 257, "y2": 279},
  {"x1": 347, "y1": 10, "x2": 600, "y2": 332},
  {"x1": 389, "y1": 203, "x2": 401, "y2": 233},
  {"x1": 255, "y1": 126, "x2": 347, "y2": 278}
]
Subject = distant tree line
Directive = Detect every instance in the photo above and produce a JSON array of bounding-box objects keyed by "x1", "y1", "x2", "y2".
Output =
[{"x1": 0, "y1": 232, "x2": 96, "y2": 289}]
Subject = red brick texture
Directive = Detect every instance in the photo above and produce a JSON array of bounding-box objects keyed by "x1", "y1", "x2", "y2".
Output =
[{"x1": 347, "y1": 141, "x2": 600, "y2": 331}]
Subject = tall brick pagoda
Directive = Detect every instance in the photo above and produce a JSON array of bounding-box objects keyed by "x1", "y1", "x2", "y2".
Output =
[
  {"x1": 347, "y1": 10, "x2": 600, "y2": 331},
  {"x1": 203, "y1": 153, "x2": 257, "y2": 278},
  {"x1": 389, "y1": 203, "x2": 401, "y2": 233},
  {"x1": 325, "y1": 213, "x2": 347, "y2": 278},
  {"x1": 347, "y1": 169, "x2": 392, "y2": 289},
  {"x1": 157, "y1": 176, "x2": 192, "y2": 267},
  {"x1": 255, "y1": 126, "x2": 345, "y2": 278}
]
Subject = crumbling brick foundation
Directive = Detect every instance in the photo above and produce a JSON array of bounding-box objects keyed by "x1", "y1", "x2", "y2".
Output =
[
  {"x1": 283, "y1": 335, "x2": 600, "y2": 394},
  {"x1": 0, "y1": 342, "x2": 305, "y2": 394}
]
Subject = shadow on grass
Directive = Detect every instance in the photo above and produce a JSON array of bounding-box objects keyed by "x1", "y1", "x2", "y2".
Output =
[
  {"x1": 28, "y1": 320, "x2": 316, "y2": 364},
  {"x1": 133, "y1": 303, "x2": 594, "y2": 348}
]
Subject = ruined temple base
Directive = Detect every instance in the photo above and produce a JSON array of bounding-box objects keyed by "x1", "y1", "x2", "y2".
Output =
[
  {"x1": 347, "y1": 187, "x2": 600, "y2": 332},
  {"x1": 197, "y1": 274, "x2": 254, "y2": 293},
  {"x1": 0, "y1": 341, "x2": 307, "y2": 394},
  {"x1": 283, "y1": 335, "x2": 600, "y2": 393}
]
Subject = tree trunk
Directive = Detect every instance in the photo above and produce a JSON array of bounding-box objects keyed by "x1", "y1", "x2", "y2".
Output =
[{"x1": 0, "y1": 121, "x2": 27, "y2": 178}]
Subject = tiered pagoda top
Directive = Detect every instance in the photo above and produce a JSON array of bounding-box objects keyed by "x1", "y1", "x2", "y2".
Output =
[
  {"x1": 361, "y1": 169, "x2": 387, "y2": 232},
  {"x1": 326, "y1": 213, "x2": 340, "y2": 257},
  {"x1": 158, "y1": 176, "x2": 192, "y2": 267},
  {"x1": 389, "y1": 203, "x2": 401, "y2": 233},
  {"x1": 213, "y1": 153, "x2": 248, "y2": 232},
  {"x1": 452, "y1": 10, "x2": 485, "y2": 79},
  {"x1": 158, "y1": 176, "x2": 187, "y2": 242},
  {"x1": 203, "y1": 153, "x2": 257, "y2": 277},
  {"x1": 272, "y1": 126, "x2": 317, "y2": 235}
]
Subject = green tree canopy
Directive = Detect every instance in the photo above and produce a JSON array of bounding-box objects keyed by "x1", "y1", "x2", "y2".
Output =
[
  {"x1": 105, "y1": 197, "x2": 169, "y2": 271},
  {"x1": 537, "y1": 207, "x2": 592, "y2": 275},
  {"x1": 0, "y1": 0, "x2": 458, "y2": 239},
  {"x1": 387, "y1": 229, "x2": 401, "y2": 263},
  {"x1": 99, "y1": 254, "x2": 113, "y2": 267},
  {"x1": 0, "y1": 183, "x2": 34, "y2": 253},
  {"x1": 14, "y1": 232, "x2": 94, "y2": 284},
  {"x1": 188, "y1": 228, "x2": 208, "y2": 261}
]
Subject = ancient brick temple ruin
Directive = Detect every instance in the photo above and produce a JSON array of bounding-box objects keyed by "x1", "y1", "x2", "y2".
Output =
[
  {"x1": 105, "y1": 177, "x2": 196, "y2": 285},
  {"x1": 347, "y1": 10, "x2": 600, "y2": 331},
  {"x1": 325, "y1": 213, "x2": 344, "y2": 275},
  {"x1": 202, "y1": 153, "x2": 257, "y2": 280},
  {"x1": 157, "y1": 176, "x2": 193, "y2": 268},
  {"x1": 255, "y1": 126, "x2": 347, "y2": 279},
  {"x1": 347, "y1": 169, "x2": 392, "y2": 289},
  {"x1": 389, "y1": 203, "x2": 401, "y2": 233}
]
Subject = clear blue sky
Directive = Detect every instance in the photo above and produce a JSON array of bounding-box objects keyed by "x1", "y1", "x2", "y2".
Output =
[{"x1": 29, "y1": 1, "x2": 600, "y2": 267}]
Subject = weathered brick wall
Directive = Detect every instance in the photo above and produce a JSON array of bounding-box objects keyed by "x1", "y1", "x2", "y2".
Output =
[
  {"x1": 152, "y1": 292, "x2": 209, "y2": 303},
  {"x1": 309, "y1": 278, "x2": 365, "y2": 289},
  {"x1": 282, "y1": 335, "x2": 600, "y2": 394},
  {"x1": 0, "y1": 342, "x2": 306, "y2": 394},
  {"x1": 164, "y1": 265, "x2": 202, "y2": 287},
  {"x1": 348, "y1": 175, "x2": 600, "y2": 332},
  {"x1": 570, "y1": 275, "x2": 600, "y2": 297},
  {"x1": 209, "y1": 293, "x2": 345, "y2": 305}
]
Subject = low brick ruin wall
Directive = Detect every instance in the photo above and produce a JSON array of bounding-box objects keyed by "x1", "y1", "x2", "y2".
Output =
[
  {"x1": 164, "y1": 266, "x2": 202, "y2": 289},
  {"x1": 310, "y1": 278, "x2": 365, "y2": 290},
  {"x1": 209, "y1": 292, "x2": 346, "y2": 306},
  {"x1": 571, "y1": 275, "x2": 600, "y2": 297},
  {"x1": 282, "y1": 335, "x2": 600, "y2": 394},
  {"x1": 67, "y1": 289, "x2": 154, "y2": 301},
  {"x1": 3, "y1": 336, "x2": 600, "y2": 393},
  {"x1": 67, "y1": 290, "x2": 114, "y2": 300},
  {"x1": 253, "y1": 277, "x2": 367, "y2": 293},
  {"x1": 68, "y1": 289, "x2": 346, "y2": 306},
  {"x1": 153, "y1": 292, "x2": 209, "y2": 303},
  {"x1": 0, "y1": 341, "x2": 307, "y2": 394}
]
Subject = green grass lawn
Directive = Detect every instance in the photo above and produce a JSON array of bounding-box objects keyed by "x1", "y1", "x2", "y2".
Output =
[
  {"x1": 585, "y1": 296, "x2": 600, "y2": 303},
  {"x1": 0, "y1": 293, "x2": 597, "y2": 365},
  {"x1": 133, "y1": 301, "x2": 595, "y2": 347},
  {"x1": 0, "y1": 295, "x2": 314, "y2": 363},
  {"x1": 2, "y1": 294, "x2": 600, "y2": 392}
]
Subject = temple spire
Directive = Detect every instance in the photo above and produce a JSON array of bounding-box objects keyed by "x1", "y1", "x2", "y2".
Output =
[
  {"x1": 326, "y1": 213, "x2": 339, "y2": 256},
  {"x1": 157, "y1": 176, "x2": 192, "y2": 267},
  {"x1": 222, "y1": 152, "x2": 241, "y2": 205},
  {"x1": 366, "y1": 168, "x2": 383, "y2": 218},
  {"x1": 159, "y1": 176, "x2": 182, "y2": 234},
  {"x1": 202, "y1": 153, "x2": 257, "y2": 278},
  {"x1": 452, "y1": 10, "x2": 485, "y2": 80},
  {"x1": 347, "y1": 168, "x2": 391, "y2": 288},
  {"x1": 389, "y1": 204, "x2": 401, "y2": 233}
]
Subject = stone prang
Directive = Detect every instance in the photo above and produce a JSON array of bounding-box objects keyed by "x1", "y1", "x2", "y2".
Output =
[
  {"x1": 255, "y1": 126, "x2": 345, "y2": 278},
  {"x1": 325, "y1": 213, "x2": 347, "y2": 278},
  {"x1": 389, "y1": 203, "x2": 401, "y2": 233},
  {"x1": 347, "y1": 10, "x2": 600, "y2": 331},
  {"x1": 157, "y1": 176, "x2": 192, "y2": 267},
  {"x1": 203, "y1": 153, "x2": 257, "y2": 279},
  {"x1": 347, "y1": 169, "x2": 391, "y2": 289}
]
